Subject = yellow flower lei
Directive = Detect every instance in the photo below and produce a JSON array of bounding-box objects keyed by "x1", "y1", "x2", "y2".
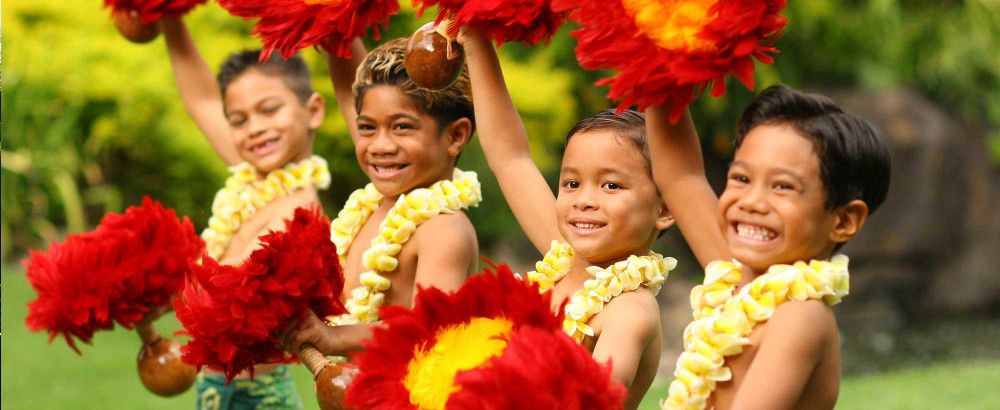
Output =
[
  {"x1": 326, "y1": 169, "x2": 482, "y2": 325},
  {"x1": 661, "y1": 255, "x2": 850, "y2": 410},
  {"x1": 201, "y1": 155, "x2": 331, "y2": 260},
  {"x1": 525, "y1": 241, "x2": 677, "y2": 342}
]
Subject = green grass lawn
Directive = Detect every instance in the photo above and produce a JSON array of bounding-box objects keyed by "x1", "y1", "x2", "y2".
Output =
[{"x1": 4, "y1": 267, "x2": 999, "y2": 409}]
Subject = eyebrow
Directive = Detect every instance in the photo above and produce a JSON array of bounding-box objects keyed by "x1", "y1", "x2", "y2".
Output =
[
  {"x1": 560, "y1": 166, "x2": 629, "y2": 177},
  {"x1": 731, "y1": 160, "x2": 808, "y2": 185},
  {"x1": 225, "y1": 96, "x2": 281, "y2": 116},
  {"x1": 356, "y1": 113, "x2": 420, "y2": 122}
]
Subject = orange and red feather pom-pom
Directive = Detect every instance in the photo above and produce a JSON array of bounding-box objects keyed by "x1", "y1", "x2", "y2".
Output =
[
  {"x1": 24, "y1": 197, "x2": 204, "y2": 353},
  {"x1": 345, "y1": 263, "x2": 624, "y2": 409},
  {"x1": 447, "y1": 326, "x2": 626, "y2": 409},
  {"x1": 104, "y1": 0, "x2": 207, "y2": 23},
  {"x1": 217, "y1": 0, "x2": 399, "y2": 60},
  {"x1": 415, "y1": 0, "x2": 566, "y2": 46},
  {"x1": 174, "y1": 207, "x2": 345, "y2": 382},
  {"x1": 553, "y1": 0, "x2": 787, "y2": 122}
]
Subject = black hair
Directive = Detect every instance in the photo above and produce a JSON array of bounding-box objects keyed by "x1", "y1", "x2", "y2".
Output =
[
  {"x1": 566, "y1": 109, "x2": 668, "y2": 238},
  {"x1": 217, "y1": 50, "x2": 314, "y2": 105},
  {"x1": 736, "y1": 85, "x2": 892, "y2": 250}
]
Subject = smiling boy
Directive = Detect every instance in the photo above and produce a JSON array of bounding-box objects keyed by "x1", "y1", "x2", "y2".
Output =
[
  {"x1": 648, "y1": 85, "x2": 891, "y2": 410},
  {"x1": 160, "y1": 17, "x2": 330, "y2": 409},
  {"x1": 281, "y1": 38, "x2": 480, "y2": 356},
  {"x1": 445, "y1": 30, "x2": 677, "y2": 410}
]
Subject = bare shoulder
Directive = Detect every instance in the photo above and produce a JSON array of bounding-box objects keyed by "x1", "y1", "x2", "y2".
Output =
[
  {"x1": 412, "y1": 210, "x2": 477, "y2": 246},
  {"x1": 601, "y1": 288, "x2": 660, "y2": 337},
  {"x1": 764, "y1": 299, "x2": 838, "y2": 348}
]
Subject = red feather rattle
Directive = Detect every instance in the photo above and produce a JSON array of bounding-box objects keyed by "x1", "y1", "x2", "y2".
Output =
[
  {"x1": 104, "y1": 0, "x2": 207, "y2": 43},
  {"x1": 175, "y1": 207, "x2": 350, "y2": 410},
  {"x1": 554, "y1": 0, "x2": 788, "y2": 122},
  {"x1": 216, "y1": 0, "x2": 400, "y2": 60},
  {"x1": 404, "y1": 0, "x2": 567, "y2": 90},
  {"x1": 345, "y1": 263, "x2": 626, "y2": 409},
  {"x1": 24, "y1": 197, "x2": 205, "y2": 396}
]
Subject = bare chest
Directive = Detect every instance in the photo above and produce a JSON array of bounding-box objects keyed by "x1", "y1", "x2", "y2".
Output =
[
  {"x1": 707, "y1": 320, "x2": 767, "y2": 409},
  {"x1": 219, "y1": 200, "x2": 283, "y2": 265},
  {"x1": 340, "y1": 206, "x2": 418, "y2": 309}
]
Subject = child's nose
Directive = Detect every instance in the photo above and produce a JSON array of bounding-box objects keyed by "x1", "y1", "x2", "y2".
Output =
[
  {"x1": 572, "y1": 187, "x2": 600, "y2": 211},
  {"x1": 737, "y1": 184, "x2": 770, "y2": 214},
  {"x1": 368, "y1": 132, "x2": 398, "y2": 155}
]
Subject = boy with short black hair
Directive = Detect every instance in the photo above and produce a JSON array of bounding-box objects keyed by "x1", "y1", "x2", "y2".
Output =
[
  {"x1": 281, "y1": 37, "x2": 481, "y2": 355},
  {"x1": 648, "y1": 84, "x2": 891, "y2": 409},
  {"x1": 450, "y1": 30, "x2": 678, "y2": 410},
  {"x1": 160, "y1": 17, "x2": 330, "y2": 409}
]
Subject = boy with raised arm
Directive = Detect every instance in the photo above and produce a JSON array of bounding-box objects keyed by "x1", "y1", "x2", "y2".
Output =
[
  {"x1": 159, "y1": 17, "x2": 329, "y2": 409},
  {"x1": 648, "y1": 85, "x2": 891, "y2": 410},
  {"x1": 449, "y1": 30, "x2": 677, "y2": 409},
  {"x1": 281, "y1": 38, "x2": 481, "y2": 356}
]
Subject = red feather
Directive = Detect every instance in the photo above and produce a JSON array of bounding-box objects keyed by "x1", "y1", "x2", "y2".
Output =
[
  {"x1": 216, "y1": 0, "x2": 400, "y2": 60},
  {"x1": 174, "y1": 207, "x2": 345, "y2": 382},
  {"x1": 24, "y1": 197, "x2": 204, "y2": 353},
  {"x1": 554, "y1": 0, "x2": 787, "y2": 122},
  {"x1": 104, "y1": 0, "x2": 207, "y2": 23},
  {"x1": 415, "y1": 0, "x2": 566, "y2": 46},
  {"x1": 345, "y1": 264, "x2": 623, "y2": 409},
  {"x1": 448, "y1": 326, "x2": 626, "y2": 409}
]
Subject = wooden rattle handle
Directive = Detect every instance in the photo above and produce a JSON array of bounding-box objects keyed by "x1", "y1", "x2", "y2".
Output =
[{"x1": 299, "y1": 343, "x2": 330, "y2": 376}]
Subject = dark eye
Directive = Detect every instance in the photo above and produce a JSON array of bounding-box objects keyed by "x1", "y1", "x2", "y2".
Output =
[
  {"x1": 729, "y1": 174, "x2": 749, "y2": 184},
  {"x1": 602, "y1": 182, "x2": 622, "y2": 190},
  {"x1": 563, "y1": 180, "x2": 580, "y2": 189},
  {"x1": 773, "y1": 182, "x2": 794, "y2": 191},
  {"x1": 358, "y1": 123, "x2": 376, "y2": 132},
  {"x1": 228, "y1": 116, "x2": 246, "y2": 126},
  {"x1": 393, "y1": 123, "x2": 414, "y2": 131},
  {"x1": 262, "y1": 105, "x2": 281, "y2": 114}
]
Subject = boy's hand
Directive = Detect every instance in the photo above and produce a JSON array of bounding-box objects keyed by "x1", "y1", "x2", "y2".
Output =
[
  {"x1": 281, "y1": 309, "x2": 338, "y2": 356},
  {"x1": 455, "y1": 27, "x2": 491, "y2": 59}
]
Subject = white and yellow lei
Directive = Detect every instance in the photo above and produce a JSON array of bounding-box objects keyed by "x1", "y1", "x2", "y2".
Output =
[
  {"x1": 661, "y1": 255, "x2": 850, "y2": 410},
  {"x1": 525, "y1": 241, "x2": 677, "y2": 342},
  {"x1": 325, "y1": 169, "x2": 482, "y2": 325},
  {"x1": 201, "y1": 155, "x2": 331, "y2": 260}
]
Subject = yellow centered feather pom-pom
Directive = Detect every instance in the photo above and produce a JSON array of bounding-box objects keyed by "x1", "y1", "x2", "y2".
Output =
[
  {"x1": 403, "y1": 317, "x2": 514, "y2": 409},
  {"x1": 622, "y1": 0, "x2": 719, "y2": 53}
]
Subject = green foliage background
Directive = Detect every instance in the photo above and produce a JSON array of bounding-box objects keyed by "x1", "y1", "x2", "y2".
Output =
[{"x1": 1, "y1": 0, "x2": 997, "y2": 263}]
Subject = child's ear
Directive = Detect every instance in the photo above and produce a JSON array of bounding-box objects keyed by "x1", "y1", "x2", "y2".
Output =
[
  {"x1": 829, "y1": 199, "x2": 869, "y2": 244},
  {"x1": 654, "y1": 201, "x2": 676, "y2": 231},
  {"x1": 306, "y1": 93, "x2": 326, "y2": 131},
  {"x1": 444, "y1": 118, "x2": 473, "y2": 157}
]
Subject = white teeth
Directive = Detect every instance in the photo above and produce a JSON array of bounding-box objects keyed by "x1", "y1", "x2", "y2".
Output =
[
  {"x1": 573, "y1": 222, "x2": 603, "y2": 229},
  {"x1": 252, "y1": 138, "x2": 277, "y2": 152},
  {"x1": 737, "y1": 223, "x2": 776, "y2": 241},
  {"x1": 373, "y1": 164, "x2": 404, "y2": 173}
]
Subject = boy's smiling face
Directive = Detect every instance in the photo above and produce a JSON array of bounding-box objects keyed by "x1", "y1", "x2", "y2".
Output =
[
  {"x1": 224, "y1": 69, "x2": 322, "y2": 174},
  {"x1": 556, "y1": 130, "x2": 672, "y2": 267},
  {"x1": 719, "y1": 123, "x2": 840, "y2": 273},
  {"x1": 355, "y1": 85, "x2": 466, "y2": 198}
]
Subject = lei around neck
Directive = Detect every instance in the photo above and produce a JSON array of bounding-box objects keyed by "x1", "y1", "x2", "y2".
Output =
[
  {"x1": 326, "y1": 168, "x2": 482, "y2": 325},
  {"x1": 525, "y1": 241, "x2": 677, "y2": 342},
  {"x1": 201, "y1": 155, "x2": 331, "y2": 260},
  {"x1": 661, "y1": 255, "x2": 850, "y2": 410}
]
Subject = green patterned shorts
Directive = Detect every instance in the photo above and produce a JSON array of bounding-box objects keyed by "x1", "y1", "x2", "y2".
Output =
[{"x1": 196, "y1": 365, "x2": 303, "y2": 410}]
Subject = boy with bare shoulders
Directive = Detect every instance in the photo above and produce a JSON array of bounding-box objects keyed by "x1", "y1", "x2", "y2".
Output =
[
  {"x1": 648, "y1": 85, "x2": 891, "y2": 410},
  {"x1": 281, "y1": 38, "x2": 480, "y2": 356},
  {"x1": 159, "y1": 18, "x2": 329, "y2": 409},
  {"x1": 453, "y1": 30, "x2": 677, "y2": 410}
]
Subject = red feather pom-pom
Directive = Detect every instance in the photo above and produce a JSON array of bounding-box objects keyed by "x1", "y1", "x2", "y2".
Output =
[
  {"x1": 448, "y1": 326, "x2": 626, "y2": 409},
  {"x1": 24, "y1": 197, "x2": 204, "y2": 353},
  {"x1": 415, "y1": 0, "x2": 566, "y2": 46},
  {"x1": 217, "y1": 0, "x2": 400, "y2": 60},
  {"x1": 554, "y1": 0, "x2": 787, "y2": 122},
  {"x1": 104, "y1": 0, "x2": 207, "y2": 23},
  {"x1": 345, "y1": 264, "x2": 625, "y2": 409},
  {"x1": 174, "y1": 207, "x2": 346, "y2": 382}
]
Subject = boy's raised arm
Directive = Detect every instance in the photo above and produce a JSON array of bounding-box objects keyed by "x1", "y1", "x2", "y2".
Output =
[
  {"x1": 646, "y1": 105, "x2": 730, "y2": 267},
  {"x1": 326, "y1": 39, "x2": 367, "y2": 142},
  {"x1": 459, "y1": 32, "x2": 562, "y2": 253},
  {"x1": 159, "y1": 17, "x2": 241, "y2": 165}
]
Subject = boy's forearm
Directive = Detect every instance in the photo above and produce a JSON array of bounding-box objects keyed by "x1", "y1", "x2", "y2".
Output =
[
  {"x1": 464, "y1": 41, "x2": 533, "y2": 166},
  {"x1": 324, "y1": 323, "x2": 375, "y2": 356},
  {"x1": 160, "y1": 17, "x2": 239, "y2": 165},
  {"x1": 326, "y1": 39, "x2": 366, "y2": 141}
]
